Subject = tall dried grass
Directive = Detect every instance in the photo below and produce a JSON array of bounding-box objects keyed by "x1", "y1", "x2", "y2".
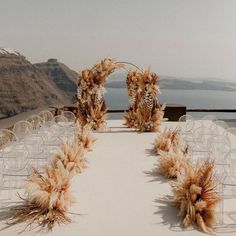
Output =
[
  {"x1": 171, "y1": 160, "x2": 220, "y2": 234},
  {"x1": 153, "y1": 128, "x2": 180, "y2": 154},
  {"x1": 8, "y1": 164, "x2": 73, "y2": 231},
  {"x1": 52, "y1": 137, "x2": 86, "y2": 176}
]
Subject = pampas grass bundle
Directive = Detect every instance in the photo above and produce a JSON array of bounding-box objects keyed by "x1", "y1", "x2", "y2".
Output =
[
  {"x1": 134, "y1": 69, "x2": 164, "y2": 132},
  {"x1": 153, "y1": 128, "x2": 180, "y2": 154},
  {"x1": 124, "y1": 70, "x2": 142, "y2": 128},
  {"x1": 158, "y1": 147, "x2": 190, "y2": 179},
  {"x1": 124, "y1": 109, "x2": 137, "y2": 128},
  {"x1": 8, "y1": 164, "x2": 73, "y2": 231},
  {"x1": 52, "y1": 137, "x2": 86, "y2": 176},
  {"x1": 77, "y1": 58, "x2": 122, "y2": 130},
  {"x1": 171, "y1": 160, "x2": 220, "y2": 234},
  {"x1": 76, "y1": 129, "x2": 95, "y2": 151}
]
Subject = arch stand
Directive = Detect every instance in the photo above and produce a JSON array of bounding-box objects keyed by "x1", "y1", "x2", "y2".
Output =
[{"x1": 76, "y1": 58, "x2": 166, "y2": 132}]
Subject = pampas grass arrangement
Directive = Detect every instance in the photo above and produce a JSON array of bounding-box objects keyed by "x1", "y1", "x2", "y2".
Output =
[
  {"x1": 153, "y1": 128, "x2": 180, "y2": 154},
  {"x1": 158, "y1": 147, "x2": 190, "y2": 179},
  {"x1": 124, "y1": 70, "x2": 142, "y2": 128},
  {"x1": 77, "y1": 58, "x2": 123, "y2": 130},
  {"x1": 76, "y1": 128, "x2": 95, "y2": 151},
  {"x1": 171, "y1": 160, "x2": 220, "y2": 234},
  {"x1": 52, "y1": 137, "x2": 86, "y2": 176},
  {"x1": 8, "y1": 164, "x2": 73, "y2": 231},
  {"x1": 135, "y1": 69, "x2": 165, "y2": 132},
  {"x1": 7, "y1": 118, "x2": 95, "y2": 232}
]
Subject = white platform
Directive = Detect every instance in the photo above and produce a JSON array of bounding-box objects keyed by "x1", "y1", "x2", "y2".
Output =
[{"x1": 0, "y1": 120, "x2": 236, "y2": 235}]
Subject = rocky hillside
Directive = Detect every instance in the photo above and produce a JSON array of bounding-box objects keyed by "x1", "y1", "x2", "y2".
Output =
[
  {"x1": 35, "y1": 58, "x2": 77, "y2": 102},
  {"x1": 0, "y1": 48, "x2": 77, "y2": 119}
]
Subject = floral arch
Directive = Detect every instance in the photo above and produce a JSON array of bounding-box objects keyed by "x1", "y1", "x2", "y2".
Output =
[{"x1": 76, "y1": 58, "x2": 165, "y2": 132}]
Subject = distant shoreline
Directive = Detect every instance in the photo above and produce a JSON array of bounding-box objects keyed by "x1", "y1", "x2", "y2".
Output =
[{"x1": 106, "y1": 85, "x2": 236, "y2": 92}]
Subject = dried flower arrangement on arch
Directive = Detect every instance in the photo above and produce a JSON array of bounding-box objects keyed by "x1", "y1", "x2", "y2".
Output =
[
  {"x1": 124, "y1": 70, "x2": 142, "y2": 128},
  {"x1": 77, "y1": 58, "x2": 123, "y2": 130},
  {"x1": 136, "y1": 70, "x2": 165, "y2": 132}
]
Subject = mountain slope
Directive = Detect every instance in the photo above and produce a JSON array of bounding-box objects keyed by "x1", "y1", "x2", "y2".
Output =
[
  {"x1": 0, "y1": 48, "x2": 77, "y2": 119},
  {"x1": 35, "y1": 58, "x2": 77, "y2": 102}
]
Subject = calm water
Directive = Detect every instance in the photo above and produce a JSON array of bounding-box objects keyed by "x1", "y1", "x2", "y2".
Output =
[{"x1": 104, "y1": 88, "x2": 236, "y2": 119}]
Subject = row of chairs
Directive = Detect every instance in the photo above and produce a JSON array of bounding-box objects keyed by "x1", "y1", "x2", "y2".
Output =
[
  {"x1": 0, "y1": 110, "x2": 77, "y2": 203},
  {"x1": 178, "y1": 114, "x2": 236, "y2": 223}
]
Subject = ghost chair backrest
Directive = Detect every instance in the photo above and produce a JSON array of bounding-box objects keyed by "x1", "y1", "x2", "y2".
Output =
[
  {"x1": 178, "y1": 115, "x2": 195, "y2": 133},
  {"x1": 227, "y1": 127, "x2": 236, "y2": 136},
  {"x1": 211, "y1": 120, "x2": 229, "y2": 136},
  {"x1": 61, "y1": 111, "x2": 76, "y2": 123},
  {"x1": 224, "y1": 149, "x2": 236, "y2": 177},
  {"x1": 13, "y1": 120, "x2": 33, "y2": 140},
  {"x1": 38, "y1": 110, "x2": 54, "y2": 123},
  {"x1": 201, "y1": 115, "x2": 217, "y2": 129},
  {"x1": 27, "y1": 115, "x2": 44, "y2": 130},
  {"x1": 0, "y1": 129, "x2": 18, "y2": 151},
  {"x1": 52, "y1": 115, "x2": 68, "y2": 124}
]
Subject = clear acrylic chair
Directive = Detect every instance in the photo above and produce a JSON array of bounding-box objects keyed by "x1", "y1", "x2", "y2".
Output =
[
  {"x1": 38, "y1": 110, "x2": 54, "y2": 123},
  {"x1": 27, "y1": 114, "x2": 44, "y2": 130},
  {"x1": 211, "y1": 120, "x2": 229, "y2": 137},
  {"x1": 53, "y1": 115, "x2": 68, "y2": 124},
  {"x1": 0, "y1": 129, "x2": 18, "y2": 151},
  {"x1": 178, "y1": 114, "x2": 195, "y2": 136},
  {"x1": 52, "y1": 114, "x2": 75, "y2": 137},
  {"x1": 61, "y1": 111, "x2": 76, "y2": 123},
  {"x1": 23, "y1": 133, "x2": 48, "y2": 172},
  {"x1": 186, "y1": 127, "x2": 215, "y2": 163},
  {"x1": 226, "y1": 127, "x2": 236, "y2": 138},
  {"x1": 201, "y1": 115, "x2": 217, "y2": 128},
  {"x1": 221, "y1": 149, "x2": 236, "y2": 223},
  {"x1": 13, "y1": 120, "x2": 33, "y2": 140},
  {"x1": 0, "y1": 148, "x2": 29, "y2": 202}
]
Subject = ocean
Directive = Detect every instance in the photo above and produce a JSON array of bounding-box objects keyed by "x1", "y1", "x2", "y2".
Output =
[{"x1": 104, "y1": 88, "x2": 236, "y2": 120}]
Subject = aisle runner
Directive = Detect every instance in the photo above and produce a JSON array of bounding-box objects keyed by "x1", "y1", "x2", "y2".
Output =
[
  {"x1": 1, "y1": 120, "x2": 235, "y2": 235},
  {"x1": 67, "y1": 120, "x2": 181, "y2": 236}
]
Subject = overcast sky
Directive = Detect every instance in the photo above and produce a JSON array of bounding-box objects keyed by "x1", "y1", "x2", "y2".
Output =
[{"x1": 1, "y1": 0, "x2": 236, "y2": 80}]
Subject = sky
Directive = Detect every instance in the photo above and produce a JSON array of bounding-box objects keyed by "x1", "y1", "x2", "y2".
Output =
[{"x1": 1, "y1": 0, "x2": 236, "y2": 80}]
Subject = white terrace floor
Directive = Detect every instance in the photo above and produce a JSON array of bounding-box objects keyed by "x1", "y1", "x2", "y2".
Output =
[{"x1": 1, "y1": 120, "x2": 236, "y2": 236}]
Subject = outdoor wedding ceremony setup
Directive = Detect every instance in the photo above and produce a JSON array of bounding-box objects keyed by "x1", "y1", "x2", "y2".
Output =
[{"x1": 0, "y1": 58, "x2": 236, "y2": 236}]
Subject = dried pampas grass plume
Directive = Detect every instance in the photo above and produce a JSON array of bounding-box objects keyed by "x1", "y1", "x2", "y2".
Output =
[
  {"x1": 171, "y1": 160, "x2": 220, "y2": 234},
  {"x1": 77, "y1": 58, "x2": 123, "y2": 130},
  {"x1": 76, "y1": 129, "x2": 95, "y2": 151},
  {"x1": 124, "y1": 109, "x2": 137, "y2": 128},
  {"x1": 158, "y1": 147, "x2": 190, "y2": 179},
  {"x1": 133, "y1": 69, "x2": 165, "y2": 132},
  {"x1": 153, "y1": 128, "x2": 180, "y2": 154},
  {"x1": 52, "y1": 137, "x2": 86, "y2": 176},
  {"x1": 8, "y1": 164, "x2": 73, "y2": 231},
  {"x1": 124, "y1": 70, "x2": 142, "y2": 128}
]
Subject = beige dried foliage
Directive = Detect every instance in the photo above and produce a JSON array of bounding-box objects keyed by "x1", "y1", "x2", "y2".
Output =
[
  {"x1": 171, "y1": 160, "x2": 220, "y2": 234},
  {"x1": 124, "y1": 109, "x2": 137, "y2": 128},
  {"x1": 52, "y1": 137, "x2": 86, "y2": 176},
  {"x1": 87, "y1": 103, "x2": 108, "y2": 130},
  {"x1": 124, "y1": 70, "x2": 142, "y2": 128},
  {"x1": 8, "y1": 164, "x2": 73, "y2": 231},
  {"x1": 92, "y1": 58, "x2": 123, "y2": 85},
  {"x1": 133, "y1": 69, "x2": 164, "y2": 132},
  {"x1": 153, "y1": 128, "x2": 180, "y2": 154},
  {"x1": 76, "y1": 58, "x2": 122, "y2": 130},
  {"x1": 150, "y1": 104, "x2": 167, "y2": 132},
  {"x1": 158, "y1": 146, "x2": 190, "y2": 179},
  {"x1": 76, "y1": 129, "x2": 95, "y2": 151}
]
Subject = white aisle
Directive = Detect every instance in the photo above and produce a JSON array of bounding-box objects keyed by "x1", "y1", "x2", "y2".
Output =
[{"x1": 0, "y1": 120, "x2": 235, "y2": 236}]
